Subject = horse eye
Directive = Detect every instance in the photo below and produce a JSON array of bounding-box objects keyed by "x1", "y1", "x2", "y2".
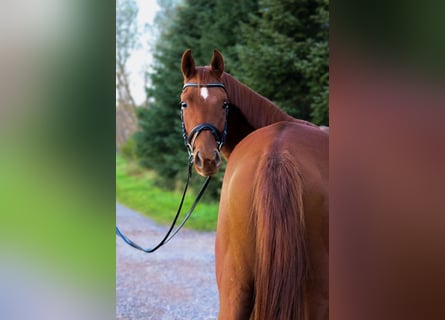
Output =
[{"x1": 180, "y1": 101, "x2": 187, "y2": 108}]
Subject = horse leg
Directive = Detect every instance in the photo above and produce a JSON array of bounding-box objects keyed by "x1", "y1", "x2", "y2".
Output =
[
  {"x1": 215, "y1": 239, "x2": 254, "y2": 320},
  {"x1": 215, "y1": 178, "x2": 256, "y2": 320}
]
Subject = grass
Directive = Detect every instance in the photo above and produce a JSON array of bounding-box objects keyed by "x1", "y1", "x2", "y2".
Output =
[{"x1": 116, "y1": 154, "x2": 219, "y2": 231}]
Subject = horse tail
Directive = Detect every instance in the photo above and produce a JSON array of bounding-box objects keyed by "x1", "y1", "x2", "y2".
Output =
[{"x1": 252, "y1": 150, "x2": 309, "y2": 320}]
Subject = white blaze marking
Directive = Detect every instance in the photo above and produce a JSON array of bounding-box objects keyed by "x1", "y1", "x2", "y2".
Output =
[{"x1": 200, "y1": 87, "x2": 209, "y2": 100}]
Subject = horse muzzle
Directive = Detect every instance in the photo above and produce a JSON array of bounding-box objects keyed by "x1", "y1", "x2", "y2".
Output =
[{"x1": 193, "y1": 149, "x2": 222, "y2": 177}]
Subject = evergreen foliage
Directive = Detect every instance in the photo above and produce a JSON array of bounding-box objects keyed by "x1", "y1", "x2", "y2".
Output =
[
  {"x1": 135, "y1": 0, "x2": 329, "y2": 198},
  {"x1": 235, "y1": 0, "x2": 328, "y2": 123}
]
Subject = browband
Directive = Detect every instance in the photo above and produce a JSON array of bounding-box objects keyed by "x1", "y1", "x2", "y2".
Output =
[{"x1": 183, "y1": 82, "x2": 226, "y2": 91}]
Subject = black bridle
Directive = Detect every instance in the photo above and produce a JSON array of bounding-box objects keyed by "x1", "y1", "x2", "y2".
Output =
[
  {"x1": 116, "y1": 82, "x2": 229, "y2": 253},
  {"x1": 181, "y1": 82, "x2": 229, "y2": 161}
]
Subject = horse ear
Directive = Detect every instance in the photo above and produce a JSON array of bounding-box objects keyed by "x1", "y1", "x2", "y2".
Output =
[
  {"x1": 181, "y1": 49, "x2": 196, "y2": 79},
  {"x1": 210, "y1": 49, "x2": 224, "y2": 78}
]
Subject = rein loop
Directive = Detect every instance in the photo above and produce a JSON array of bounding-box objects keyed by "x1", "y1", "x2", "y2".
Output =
[{"x1": 116, "y1": 162, "x2": 211, "y2": 253}]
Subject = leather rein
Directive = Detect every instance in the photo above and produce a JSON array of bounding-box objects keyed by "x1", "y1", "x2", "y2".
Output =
[{"x1": 116, "y1": 82, "x2": 229, "y2": 253}]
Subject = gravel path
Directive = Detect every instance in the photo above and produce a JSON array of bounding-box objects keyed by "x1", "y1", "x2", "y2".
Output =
[{"x1": 116, "y1": 203, "x2": 219, "y2": 320}]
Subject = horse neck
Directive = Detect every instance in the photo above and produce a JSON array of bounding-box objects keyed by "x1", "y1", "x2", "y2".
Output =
[
  {"x1": 221, "y1": 72, "x2": 295, "y2": 158},
  {"x1": 223, "y1": 72, "x2": 294, "y2": 127},
  {"x1": 221, "y1": 104, "x2": 255, "y2": 159}
]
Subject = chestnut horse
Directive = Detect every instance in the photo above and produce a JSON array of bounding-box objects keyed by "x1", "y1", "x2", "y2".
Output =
[{"x1": 180, "y1": 49, "x2": 328, "y2": 319}]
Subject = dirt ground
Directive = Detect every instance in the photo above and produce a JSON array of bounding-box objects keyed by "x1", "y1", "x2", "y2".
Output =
[{"x1": 116, "y1": 203, "x2": 219, "y2": 320}]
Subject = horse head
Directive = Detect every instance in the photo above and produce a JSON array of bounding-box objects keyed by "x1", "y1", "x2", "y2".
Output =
[{"x1": 180, "y1": 49, "x2": 229, "y2": 177}]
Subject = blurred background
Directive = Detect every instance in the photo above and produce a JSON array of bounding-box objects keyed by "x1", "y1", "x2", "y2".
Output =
[{"x1": 0, "y1": 0, "x2": 115, "y2": 319}]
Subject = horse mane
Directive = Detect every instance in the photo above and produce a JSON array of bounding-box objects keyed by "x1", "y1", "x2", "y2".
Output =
[
  {"x1": 194, "y1": 67, "x2": 314, "y2": 130},
  {"x1": 222, "y1": 72, "x2": 294, "y2": 128},
  {"x1": 192, "y1": 67, "x2": 317, "y2": 157},
  {"x1": 220, "y1": 72, "x2": 317, "y2": 155}
]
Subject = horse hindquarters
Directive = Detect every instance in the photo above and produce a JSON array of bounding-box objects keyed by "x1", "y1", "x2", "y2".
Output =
[
  {"x1": 216, "y1": 122, "x2": 327, "y2": 320},
  {"x1": 252, "y1": 151, "x2": 309, "y2": 320}
]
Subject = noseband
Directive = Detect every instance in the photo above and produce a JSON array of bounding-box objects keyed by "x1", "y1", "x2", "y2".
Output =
[{"x1": 180, "y1": 82, "x2": 229, "y2": 161}]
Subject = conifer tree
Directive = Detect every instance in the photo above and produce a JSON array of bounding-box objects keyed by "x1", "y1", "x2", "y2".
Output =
[{"x1": 235, "y1": 0, "x2": 329, "y2": 124}]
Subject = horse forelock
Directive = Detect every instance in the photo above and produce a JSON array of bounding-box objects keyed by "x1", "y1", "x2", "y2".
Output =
[
  {"x1": 194, "y1": 66, "x2": 222, "y2": 84},
  {"x1": 182, "y1": 67, "x2": 228, "y2": 105}
]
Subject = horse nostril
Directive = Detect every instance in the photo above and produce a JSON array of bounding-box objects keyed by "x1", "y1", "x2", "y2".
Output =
[
  {"x1": 195, "y1": 151, "x2": 203, "y2": 168},
  {"x1": 214, "y1": 150, "x2": 222, "y2": 166}
]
